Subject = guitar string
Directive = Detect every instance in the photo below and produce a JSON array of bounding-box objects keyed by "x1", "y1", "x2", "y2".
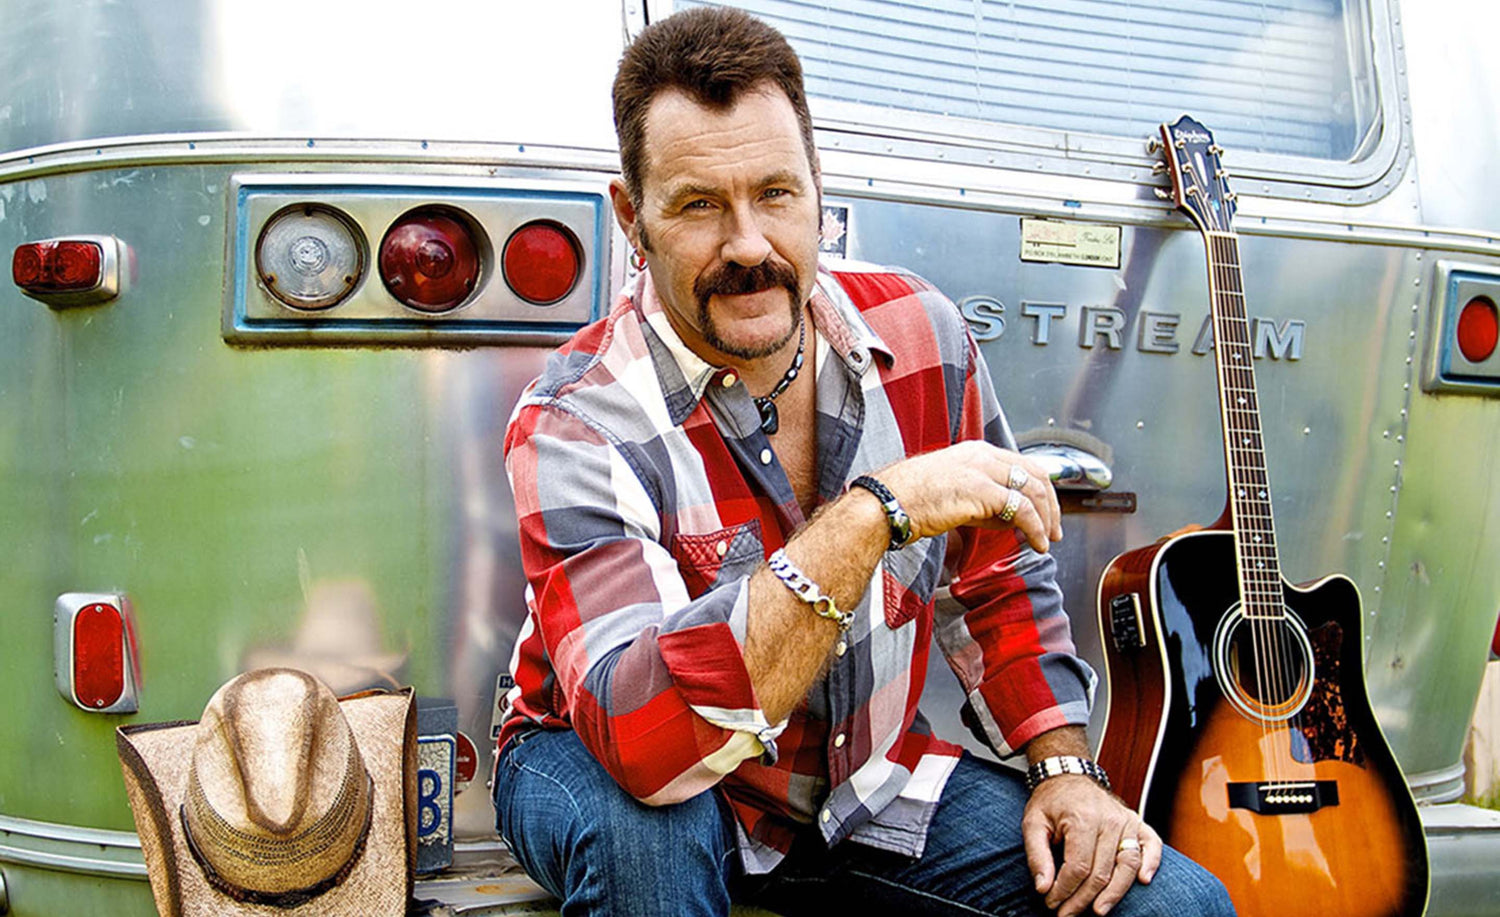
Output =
[
  {"x1": 1223, "y1": 234, "x2": 1299, "y2": 772},
  {"x1": 1208, "y1": 232, "x2": 1283, "y2": 782},
  {"x1": 1213, "y1": 232, "x2": 1302, "y2": 783}
]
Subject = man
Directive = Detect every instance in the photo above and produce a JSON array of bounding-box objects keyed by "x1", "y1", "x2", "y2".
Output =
[{"x1": 494, "y1": 8, "x2": 1234, "y2": 916}]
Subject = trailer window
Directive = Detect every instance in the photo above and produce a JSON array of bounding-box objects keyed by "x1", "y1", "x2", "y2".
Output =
[{"x1": 671, "y1": 0, "x2": 1379, "y2": 163}]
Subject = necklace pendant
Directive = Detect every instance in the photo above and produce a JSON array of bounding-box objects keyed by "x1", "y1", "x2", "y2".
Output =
[{"x1": 757, "y1": 399, "x2": 780, "y2": 435}]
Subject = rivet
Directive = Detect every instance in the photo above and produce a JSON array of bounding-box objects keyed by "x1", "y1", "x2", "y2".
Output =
[
  {"x1": 722, "y1": 373, "x2": 738, "y2": 388},
  {"x1": 834, "y1": 733, "x2": 847, "y2": 748},
  {"x1": 715, "y1": 540, "x2": 728, "y2": 557},
  {"x1": 760, "y1": 449, "x2": 773, "y2": 465},
  {"x1": 1136, "y1": 421, "x2": 1145, "y2": 429},
  {"x1": 836, "y1": 641, "x2": 847, "y2": 656},
  {"x1": 822, "y1": 809, "x2": 832, "y2": 823}
]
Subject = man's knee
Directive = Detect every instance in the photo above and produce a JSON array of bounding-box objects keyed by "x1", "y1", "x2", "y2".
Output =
[
  {"x1": 1113, "y1": 846, "x2": 1236, "y2": 917},
  {"x1": 495, "y1": 730, "x2": 737, "y2": 912}
]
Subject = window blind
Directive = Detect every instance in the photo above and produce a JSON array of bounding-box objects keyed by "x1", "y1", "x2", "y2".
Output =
[{"x1": 676, "y1": 0, "x2": 1375, "y2": 160}]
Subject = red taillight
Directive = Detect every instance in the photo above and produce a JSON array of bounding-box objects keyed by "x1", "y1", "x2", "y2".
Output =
[
  {"x1": 503, "y1": 221, "x2": 581, "y2": 305},
  {"x1": 1457, "y1": 296, "x2": 1499, "y2": 364},
  {"x1": 12, "y1": 240, "x2": 103, "y2": 293},
  {"x1": 379, "y1": 209, "x2": 481, "y2": 312},
  {"x1": 73, "y1": 602, "x2": 125, "y2": 709}
]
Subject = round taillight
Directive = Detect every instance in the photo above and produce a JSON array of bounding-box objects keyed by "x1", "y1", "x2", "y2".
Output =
[
  {"x1": 503, "y1": 221, "x2": 581, "y2": 305},
  {"x1": 256, "y1": 205, "x2": 364, "y2": 310},
  {"x1": 12, "y1": 245, "x2": 43, "y2": 287},
  {"x1": 379, "y1": 209, "x2": 481, "y2": 312},
  {"x1": 1457, "y1": 295, "x2": 1499, "y2": 364}
]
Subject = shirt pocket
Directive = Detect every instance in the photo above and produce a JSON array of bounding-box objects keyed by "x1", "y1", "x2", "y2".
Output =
[
  {"x1": 880, "y1": 535, "x2": 945, "y2": 630},
  {"x1": 669, "y1": 519, "x2": 765, "y2": 599}
]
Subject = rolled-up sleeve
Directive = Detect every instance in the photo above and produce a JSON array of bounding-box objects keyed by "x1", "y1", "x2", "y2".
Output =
[
  {"x1": 505, "y1": 401, "x2": 782, "y2": 804},
  {"x1": 932, "y1": 331, "x2": 1097, "y2": 757}
]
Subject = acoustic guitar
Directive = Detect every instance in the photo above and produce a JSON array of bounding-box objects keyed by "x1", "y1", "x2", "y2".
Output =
[{"x1": 1094, "y1": 116, "x2": 1429, "y2": 916}]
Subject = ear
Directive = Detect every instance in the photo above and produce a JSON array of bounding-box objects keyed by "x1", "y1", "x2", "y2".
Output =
[{"x1": 609, "y1": 178, "x2": 641, "y2": 250}]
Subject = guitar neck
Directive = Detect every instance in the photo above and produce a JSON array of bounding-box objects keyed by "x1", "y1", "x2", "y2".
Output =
[{"x1": 1205, "y1": 231, "x2": 1284, "y2": 617}]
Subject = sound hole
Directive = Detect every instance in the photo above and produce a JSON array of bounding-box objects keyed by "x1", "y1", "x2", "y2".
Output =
[{"x1": 1213, "y1": 606, "x2": 1315, "y2": 722}]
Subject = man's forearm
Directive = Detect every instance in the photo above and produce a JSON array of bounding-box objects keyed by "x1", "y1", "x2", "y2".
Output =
[
  {"x1": 1024, "y1": 725, "x2": 1093, "y2": 766},
  {"x1": 743, "y1": 488, "x2": 890, "y2": 723}
]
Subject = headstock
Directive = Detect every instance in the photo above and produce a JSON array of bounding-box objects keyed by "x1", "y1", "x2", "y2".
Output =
[{"x1": 1150, "y1": 115, "x2": 1236, "y2": 233}]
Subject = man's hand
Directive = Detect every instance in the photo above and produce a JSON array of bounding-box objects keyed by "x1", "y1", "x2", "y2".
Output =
[
  {"x1": 1022, "y1": 775, "x2": 1162, "y2": 916},
  {"x1": 876, "y1": 441, "x2": 1062, "y2": 553}
]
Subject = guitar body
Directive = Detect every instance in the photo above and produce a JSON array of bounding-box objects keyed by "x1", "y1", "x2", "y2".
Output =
[{"x1": 1097, "y1": 530, "x2": 1429, "y2": 916}]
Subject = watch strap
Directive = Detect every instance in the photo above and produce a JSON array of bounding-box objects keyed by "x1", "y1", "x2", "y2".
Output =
[{"x1": 1024, "y1": 755, "x2": 1112, "y2": 794}]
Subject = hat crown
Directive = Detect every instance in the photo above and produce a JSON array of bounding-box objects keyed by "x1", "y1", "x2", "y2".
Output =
[{"x1": 184, "y1": 668, "x2": 372, "y2": 897}]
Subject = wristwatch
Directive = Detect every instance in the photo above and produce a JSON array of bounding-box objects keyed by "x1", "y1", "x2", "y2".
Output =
[
  {"x1": 1024, "y1": 755, "x2": 1112, "y2": 794},
  {"x1": 850, "y1": 475, "x2": 914, "y2": 550}
]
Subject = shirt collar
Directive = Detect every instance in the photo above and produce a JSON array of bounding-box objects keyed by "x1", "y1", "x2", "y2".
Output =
[{"x1": 631, "y1": 261, "x2": 894, "y2": 426}]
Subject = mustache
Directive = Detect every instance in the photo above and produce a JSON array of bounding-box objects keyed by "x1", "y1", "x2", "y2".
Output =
[{"x1": 693, "y1": 259, "x2": 800, "y2": 305}]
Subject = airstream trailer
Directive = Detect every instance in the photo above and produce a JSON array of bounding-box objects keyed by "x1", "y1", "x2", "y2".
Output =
[{"x1": 2, "y1": 0, "x2": 1498, "y2": 914}]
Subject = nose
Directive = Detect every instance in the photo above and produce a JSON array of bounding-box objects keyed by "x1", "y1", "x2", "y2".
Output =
[{"x1": 719, "y1": 205, "x2": 772, "y2": 267}]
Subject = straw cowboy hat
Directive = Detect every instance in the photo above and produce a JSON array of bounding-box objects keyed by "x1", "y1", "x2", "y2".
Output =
[{"x1": 116, "y1": 668, "x2": 417, "y2": 916}]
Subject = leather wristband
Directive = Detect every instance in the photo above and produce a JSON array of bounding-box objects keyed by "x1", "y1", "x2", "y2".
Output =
[
  {"x1": 1024, "y1": 755, "x2": 1112, "y2": 794},
  {"x1": 850, "y1": 475, "x2": 914, "y2": 550}
]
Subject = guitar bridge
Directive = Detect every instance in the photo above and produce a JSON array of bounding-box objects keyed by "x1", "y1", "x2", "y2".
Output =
[
  {"x1": 1227, "y1": 780, "x2": 1339, "y2": 815},
  {"x1": 1109, "y1": 593, "x2": 1146, "y2": 652}
]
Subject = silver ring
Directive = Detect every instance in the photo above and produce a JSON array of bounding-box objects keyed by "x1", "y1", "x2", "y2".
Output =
[
  {"x1": 1117, "y1": 837, "x2": 1141, "y2": 853},
  {"x1": 1007, "y1": 465, "x2": 1029, "y2": 491},
  {"x1": 998, "y1": 488, "x2": 1024, "y2": 523}
]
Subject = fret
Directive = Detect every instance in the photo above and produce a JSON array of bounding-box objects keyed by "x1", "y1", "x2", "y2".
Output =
[{"x1": 1207, "y1": 208, "x2": 1285, "y2": 596}]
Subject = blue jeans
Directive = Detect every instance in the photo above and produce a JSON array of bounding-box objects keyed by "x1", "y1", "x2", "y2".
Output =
[{"x1": 493, "y1": 729, "x2": 1235, "y2": 916}]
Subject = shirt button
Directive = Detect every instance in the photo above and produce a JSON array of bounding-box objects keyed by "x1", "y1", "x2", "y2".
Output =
[
  {"x1": 821, "y1": 809, "x2": 832, "y2": 824},
  {"x1": 722, "y1": 373, "x2": 737, "y2": 388},
  {"x1": 715, "y1": 540, "x2": 728, "y2": 557},
  {"x1": 759, "y1": 448, "x2": 772, "y2": 465},
  {"x1": 835, "y1": 641, "x2": 847, "y2": 656},
  {"x1": 834, "y1": 733, "x2": 846, "y2": 748}
]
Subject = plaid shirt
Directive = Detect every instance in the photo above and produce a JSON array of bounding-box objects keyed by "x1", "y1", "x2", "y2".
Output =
[{"x1": 500, "y1": 259, "x2": 1095, "y2": 873}]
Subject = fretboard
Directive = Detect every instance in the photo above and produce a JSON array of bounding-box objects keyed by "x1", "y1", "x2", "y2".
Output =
[{"x1": 1206, "y1": 232, "x2": 1283, "y2": 619}]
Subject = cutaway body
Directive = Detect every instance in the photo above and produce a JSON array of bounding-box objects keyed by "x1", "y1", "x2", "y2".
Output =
[{"x1": 1097, "y1": 530, "x2": 1429, "y2": 916}]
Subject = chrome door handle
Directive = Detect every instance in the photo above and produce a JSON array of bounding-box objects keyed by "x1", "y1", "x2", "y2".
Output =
[{"x1": 1021, "y1": 443, "x2": 1113, "y2": 491}]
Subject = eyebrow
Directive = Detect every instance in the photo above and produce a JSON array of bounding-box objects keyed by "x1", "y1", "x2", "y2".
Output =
[{"x1": 661, "y1": 169, "x2": 807, "y2": 209}]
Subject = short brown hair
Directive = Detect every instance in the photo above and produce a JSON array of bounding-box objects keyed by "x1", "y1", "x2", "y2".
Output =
[{"x1": 612, "y1": 7, "x2": 818, "y2": 205}]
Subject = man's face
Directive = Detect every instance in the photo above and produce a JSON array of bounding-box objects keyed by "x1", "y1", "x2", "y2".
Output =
[{"x1": 612, "y1": 84, "x2": 821, "y2": 364}]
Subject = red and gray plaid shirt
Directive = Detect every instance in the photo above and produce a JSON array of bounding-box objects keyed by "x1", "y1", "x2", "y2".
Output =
[{"x1": 500, "y1": 259, "x2": 1095, "y2": 872}]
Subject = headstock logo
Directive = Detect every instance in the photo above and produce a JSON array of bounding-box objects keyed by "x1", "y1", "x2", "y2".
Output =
[{"x1": 1175, "y1": 128, "x2": 1211, "y2": 144}]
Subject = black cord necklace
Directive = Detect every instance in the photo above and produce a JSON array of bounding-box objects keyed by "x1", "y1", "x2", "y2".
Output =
[{"x1": 753, "y1": 319, "x2": 805, "y2": 436}]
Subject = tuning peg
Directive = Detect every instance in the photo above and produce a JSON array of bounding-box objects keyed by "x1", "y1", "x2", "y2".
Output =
[
  {"x1": 1225, "y1": 191, "x2": 1239, "y2": 201},
  {"x1": 1147, "y1": 137, "x2": 1162, "y2": 155},
  {"x1": 1216, "y1": 169, "x2": 1228, "y2": 180},
  {"x1": 1154, "y1": 188, "x2": 1172, "y2": 200},
  {"x1": 1209, "y1": 144, "x2": 1224, "y2": 156},
  {"x1": 1175, "y1": 138, "x2": 1187, "y2": 150},
  {"x1": 1151, "y1": 162, "x2": 1168, "y2": 175}
]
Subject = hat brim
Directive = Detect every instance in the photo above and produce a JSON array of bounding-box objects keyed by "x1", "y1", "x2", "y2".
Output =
[{"x1": 118, "y1": 686, "x2": 416, "y2": 917}]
